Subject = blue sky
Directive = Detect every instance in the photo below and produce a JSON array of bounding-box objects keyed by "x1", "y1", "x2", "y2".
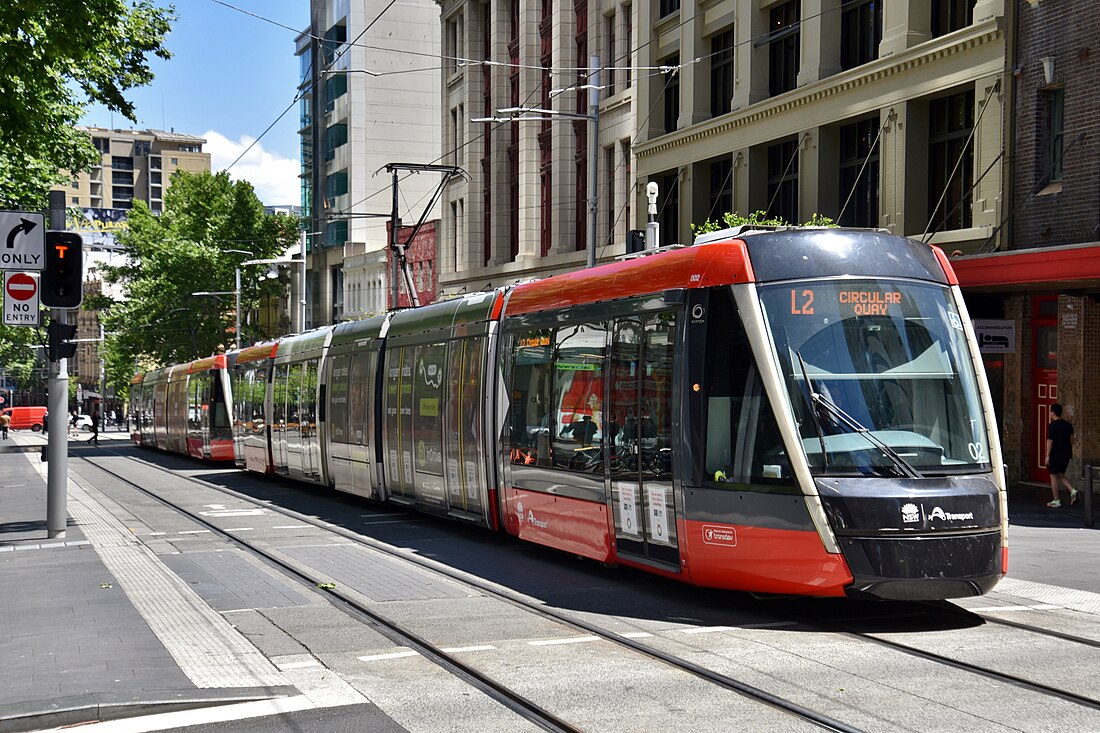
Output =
[{"x1": 79, "y1": 0, "x2": 308, "y2": 206}]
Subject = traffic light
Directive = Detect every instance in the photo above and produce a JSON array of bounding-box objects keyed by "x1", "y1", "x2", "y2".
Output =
[
  {"x1": 47, "y1": 320, "x2": 78, "y2": 360},
  {"x1": 40, "y1": 231, "x2": 83, "y2": 308}
]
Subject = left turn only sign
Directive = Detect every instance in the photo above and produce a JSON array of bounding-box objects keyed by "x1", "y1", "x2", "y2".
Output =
[{"x1": 4, "y1": 271, "x2": 41, "y2": 326}]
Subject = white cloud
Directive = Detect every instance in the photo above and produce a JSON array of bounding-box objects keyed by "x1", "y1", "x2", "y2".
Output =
[{"x1": 202, "y1": 130, "x2": 299, "y2": 207}]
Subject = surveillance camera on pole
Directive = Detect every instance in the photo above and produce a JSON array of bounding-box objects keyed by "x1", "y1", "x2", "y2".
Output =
[{"x1": 645, "y1": 181, "x2": 660, "y2": 250}]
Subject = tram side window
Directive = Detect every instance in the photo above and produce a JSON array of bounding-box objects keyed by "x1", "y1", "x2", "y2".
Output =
[
  {"x1": 349, "y1": 351, "x2": 370, "y2": 446},
  {"x1": 551, "y1": 322, "x2": 607, "y2": 472},
  {"x1": 510, "y1": 329, "x2": 553, "y2": 466},
  {"x1": 211, "y1": 374, "x2": 230, "y2": 434},
  {"x1": 301, "y1": 359, "x2": 318, "y2": 437},
  {"x1": 272, "y1": 364, "x2": 288, "y2": 432},
  {"x1": 704, "y1": 290, "x2": 793, "y2": 488},
  {"x1": 329, "y1": 354, "x2": 351, "y2": 444}
]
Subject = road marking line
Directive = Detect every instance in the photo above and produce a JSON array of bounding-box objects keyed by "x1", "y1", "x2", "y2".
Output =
[
  {"x1": 178, "y1": 530, "x2": 211, "y2": 535},
  {"x1": 527, "y1": 635, "x2": 600, "y2": 646},
  {"x1": 358, "y1": 650, "x2": 419, "y2": 662},
  {"x1": 441, "y1": 644, "x2": 497, "y2": 653},
  {"x1": 272, "y1": 524, "x2": 312, "y2": 529},
  {"x1": 224, "y1": 527, "x2": 255, "y2": 532},
  {"x1": 967, "y1": 604, "x2": 1061, "y2": 612},
  {"x1": 37, "y1": 694, "x2": 316, "y2": 732},
  {"x1": 276, "y1": 660, "x2": 323, "y2": 670}
]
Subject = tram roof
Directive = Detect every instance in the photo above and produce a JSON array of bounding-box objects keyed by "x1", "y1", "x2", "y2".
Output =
[
  {"x1": 386, "y1": 290, "x2": 504, "y2": 337},
  {"x1": 234, "y1": 341, "x2": 279, "y2": 365},
  {"x1": 274, "y1": 326, "x2": 333, "y2": 358},
  {"x1": 504, "y1": 243, "x2": 752, "y2": 316},
  {"x1": 330, "y1": 313, "x2": 388, "y2": 348}
]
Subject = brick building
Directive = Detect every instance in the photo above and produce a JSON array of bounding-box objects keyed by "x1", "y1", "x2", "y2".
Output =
[{"x1": 952, "y1": 0, "x2": 1100, "y2": 494}]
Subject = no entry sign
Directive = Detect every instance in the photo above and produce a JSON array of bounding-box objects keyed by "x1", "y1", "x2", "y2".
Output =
[{"x1": 3, "y1": 271, "x2": 41, "y2": 326}]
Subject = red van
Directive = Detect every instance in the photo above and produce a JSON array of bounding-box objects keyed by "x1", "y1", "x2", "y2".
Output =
[{"x1": 1, "y1": 406, "x2": 47, "y2": 432}]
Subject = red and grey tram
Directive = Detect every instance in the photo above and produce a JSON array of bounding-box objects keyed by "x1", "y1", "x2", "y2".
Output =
[{"x1": 132, "y1": 227, "x2": 1005, "y2": 600}]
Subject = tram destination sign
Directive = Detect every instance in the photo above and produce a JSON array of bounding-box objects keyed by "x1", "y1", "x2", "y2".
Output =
[
  {"x1": 0, "y1": 211, "x2": 45, "y2": 271},
  {"x1": 3, "y1": 271, "x2": 41, "y2": 326}
]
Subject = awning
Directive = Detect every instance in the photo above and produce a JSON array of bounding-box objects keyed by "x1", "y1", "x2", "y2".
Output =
[{"x1": 950, "y1": 242, "x2": 1100, "y2": 294}]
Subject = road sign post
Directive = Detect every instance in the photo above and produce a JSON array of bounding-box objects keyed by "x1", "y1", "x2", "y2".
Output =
[{"x1": 3, "y1": 271, "x2": 42, "y2": 326}]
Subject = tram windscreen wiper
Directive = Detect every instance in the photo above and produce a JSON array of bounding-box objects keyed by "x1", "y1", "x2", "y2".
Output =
[{"x1": 795, "y1": 351, "x2": 923, "y2": 480}]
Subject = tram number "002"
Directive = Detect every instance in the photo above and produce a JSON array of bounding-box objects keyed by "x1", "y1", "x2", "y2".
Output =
[{"x1": 790, "y1": 289, "x2": 815, "y2": 315}]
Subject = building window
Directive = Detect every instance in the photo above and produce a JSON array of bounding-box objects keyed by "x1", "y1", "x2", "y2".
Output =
[
  {"x1": 324, "y1": 73, "x2": 347, "y2": 112},
  {"x1": 928, "y1": 90, "x2": 974, "y2": 231},
  {"x1": 767, "y1": 138, "x2": 799, "y2": 223},
  {"x1": 331, "y1": 266, "x2": 344, "y2": 322},
  {"x1": 931, "y1": 0, "x2": 974, "y2": 37},
  {"x1": 179, "y1": 144, "x2": 201, "y2": 153},
  {"x1": 170, "y1": 157, "x2": 178, "y2": 166},
  {"x1": 322, "y1": 22, "x2": 347, "y2": 66},
  {"x1": 838, "y1": 117, "x2": 880, "y2": 227},
  {"x1": 768, "y1": 1, "x2": 800, "y2": 97},
  {"x1": 325, "y1": 170, "x2": 348, "y2": 200},
  {"x1": 606, "y1": 145, "x2": 616, "y2": 242},
  {"x1": 93, "y1": 137, "x2": 110, "y2": 153},
  {"x1": 662, "y1": 54, "x2": 679, "y2": 134},
  {"x1": 324, "y1": 219, "x2": 349, "y2": 248},
  {"x1": 622, "y1": 140, "x2": 631, "y2": 228},
  {"x1": 71, "y1": 196, "x2": 79, "y2": 205},
  {"x1": 708, "y1": 156, "x2": 732, "y2": 223},
  {"x1": 659, "y1": 0, "x2": 679, "y2": 18},
  {"x1": 112, "y1": 156, "x2": 134, "y2": 172},
  {"x1": 606, "y1": 14, "x2": 616, "y2": 97},
  {"x1": 325, "y1": 123, "x2": 348, "y2": 160},
  {"x1": 841, "y1": 0, "x2": 881, "y2": 70},
  {"x1": 710, "y1": 28, "x2": 735, "y2": 118},
  {"x1": 1042, "y1": 87, "x2": 1064, "y2": 184},
  {"x1": 656, "y1": 170, "x2": 679, "y2": 244},
  {"x1": 624, "y1": 8, "x2": 632, "y2": 89}
]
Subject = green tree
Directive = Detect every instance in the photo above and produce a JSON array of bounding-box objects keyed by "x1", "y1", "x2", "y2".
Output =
[
  {"x1": 0, "y1": 323, "x2": 44, "y2": 390},
  {"x1": 100, "y1": 171, "x2": 300, "y2": 379},
  {"x1": 0, "y1": 0, "x2": 174, "y2": 207}
]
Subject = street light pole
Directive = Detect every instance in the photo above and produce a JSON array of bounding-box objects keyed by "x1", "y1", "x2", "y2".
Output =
[{"x1": 235, "y1": 267, "x2": 241, "y2": 348}]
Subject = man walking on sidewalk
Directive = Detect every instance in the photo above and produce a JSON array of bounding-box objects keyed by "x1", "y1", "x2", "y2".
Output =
[
  {"x1": 1046, "y1": 403, "x2": 1077, "y2": 508},
  {"x1": 88, "y1": 399, "x2": 100, "y2": 446},
  {"x1": 0, "y1": 411, "x2": 9, "y2": 440}
]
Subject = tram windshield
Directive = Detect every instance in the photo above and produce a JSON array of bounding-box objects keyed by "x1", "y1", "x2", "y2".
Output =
[{"x1": 759, "y1": 279, "x2": 991, "y2": 476}]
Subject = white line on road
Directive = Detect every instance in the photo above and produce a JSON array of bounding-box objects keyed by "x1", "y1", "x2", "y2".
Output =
[
  {"x1": 441, "y1": 644, "x2": 497, "y2": 653},
  {"x1": 527, "y1": 635, "x2": 600, "y2": 646},
  {"x1": 358, "y1": 650, "x2": 419, "y2": 662}
]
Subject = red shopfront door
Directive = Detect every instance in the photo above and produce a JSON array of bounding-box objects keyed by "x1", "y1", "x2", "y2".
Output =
[{"x1": 1030, "y1": 297, "x2": 1058, "y2": 482}]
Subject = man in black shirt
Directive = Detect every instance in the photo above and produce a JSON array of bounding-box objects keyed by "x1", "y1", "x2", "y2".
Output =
[{"x1": 1046, "y1": 403, "x2": 1076, "y2": 508}]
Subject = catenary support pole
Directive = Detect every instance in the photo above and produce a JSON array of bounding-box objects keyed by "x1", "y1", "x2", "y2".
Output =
[
  {"x1": 46, "y1": 190, "x2": 68, "y2": 538},
  {"x1": 587, "y1": 56, "x2": 600, "y2": 269}
]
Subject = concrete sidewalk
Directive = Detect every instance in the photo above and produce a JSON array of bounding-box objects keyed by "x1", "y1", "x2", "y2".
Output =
[{"x1": 0, "y1": 431, "x2": 297, "y2": 733}]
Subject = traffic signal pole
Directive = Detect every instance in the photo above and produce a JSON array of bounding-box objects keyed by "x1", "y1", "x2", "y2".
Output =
[{"x1": 46, "y1": 192, "x2": 67, "y2": 538}]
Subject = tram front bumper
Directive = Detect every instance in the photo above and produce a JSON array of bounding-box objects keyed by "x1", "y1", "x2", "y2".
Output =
[{"x1": 815, "y1": 475, "x2": 1005, "y2": 600}]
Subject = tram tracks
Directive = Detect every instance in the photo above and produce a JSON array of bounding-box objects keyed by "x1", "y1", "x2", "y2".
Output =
[{"x1": 76, "y1": 450, "x2": 866, "y2": 733}]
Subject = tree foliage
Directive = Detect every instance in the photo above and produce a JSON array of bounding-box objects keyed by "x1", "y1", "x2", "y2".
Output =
[
  {"x1": 0, "y1": 323, "x2": 44, "y2": 390},
  {"x1": 692, "y1": 210, "x2": 836, "y2": 236},
  {"x1": 100, "y1": 171, "x2": 300, "y2": 389},
  {"x1": 0, "y1": 0, "x2": 174, "y2": 207}
]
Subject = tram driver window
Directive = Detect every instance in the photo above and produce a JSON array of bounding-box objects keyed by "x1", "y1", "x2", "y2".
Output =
[
  {"x1": 704, "y1": 291, "x2": 793, "y2": 488},
  {"x1": 510, "y1": 329, "x2": 553, "y2": 467}
]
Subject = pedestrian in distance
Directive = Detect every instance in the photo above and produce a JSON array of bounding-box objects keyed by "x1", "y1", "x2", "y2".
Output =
[
  {"x1": 1046, "y1": 403, "x2": 1077, "y2": 508},
  {"x1": 0, "y1": 411, "x2": 10, "y2": 440},
  {"x1": 69, "y1": 408, "x2": 79, "y2": 438},
  {"x1": 87, "y1": 399, "x2": 100, "y2": 446}
]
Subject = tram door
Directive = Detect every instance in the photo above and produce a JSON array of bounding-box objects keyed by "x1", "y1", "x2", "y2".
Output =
[
  {"x1": 1030, "y1": 296, "x2": 1058, "y2": 482},
  {"x1": 609, "y1": 312, "x2": 680, "y2": 567}
]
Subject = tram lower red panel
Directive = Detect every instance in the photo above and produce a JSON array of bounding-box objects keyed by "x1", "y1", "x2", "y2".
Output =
[
  {"x1": 681, "y1": 519, "x2": 854, "y2": 596},
  {"x1": 210, "y1": 439, "x2": 235, "y2": 462},
  {"x1": 504, "y1": 488, "x2": 613, "y2": 562},
  {"x1": 186, "y1": 437, "x2": 204, "y2": 460}
]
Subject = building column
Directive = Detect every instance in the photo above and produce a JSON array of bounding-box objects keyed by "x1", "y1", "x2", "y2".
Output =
[
  {"x1": 550, "y1": 0, "x2": 579, "y2": 256},
  {"x1": 732, "y1": 3, "x2": 770, "y2": 111},
  {"x1": 680, "y1": 6, "x2": 707, "y2": 125},
  {"x1": 972, "y1": 75, "x2": 1004, "y2": 234},
  {"x1": 797, "y1": 0, "x2": 842, "y2": 88},
  {"x1": 878, "y1": 102, "x2": 925, "y2": 237},
  {"x1": 879, "y1": 0, "x2": 932, "y2": 59},
  {"x1": 800, "y1": 127, "x2": 841, "y2": 223}
]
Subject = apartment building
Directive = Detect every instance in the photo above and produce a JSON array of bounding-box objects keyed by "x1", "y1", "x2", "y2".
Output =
[
  {"x1": 62, "y1": 127, "x2": 210, "y2": 214},
  {"x1": 297, "y1": 0, "x2": 442, "y2": 327}
]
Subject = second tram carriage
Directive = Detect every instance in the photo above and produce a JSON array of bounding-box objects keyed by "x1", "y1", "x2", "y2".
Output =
[{"x1": 132, "y1": 227, "x2": 1007, "y2": 600}]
